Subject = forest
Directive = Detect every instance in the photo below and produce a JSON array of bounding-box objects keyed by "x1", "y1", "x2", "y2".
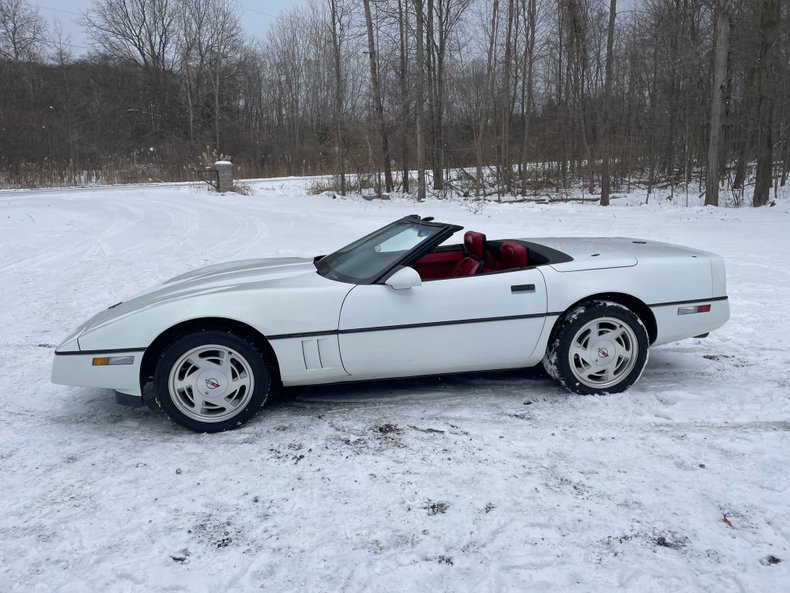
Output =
[{"x1": 0, "y1": 0, "x2": 787, "y2": 206}]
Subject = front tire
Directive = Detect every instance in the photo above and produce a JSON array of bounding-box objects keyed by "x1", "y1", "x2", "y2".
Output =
[
  {"x1": 154, "y1": 330, "x2": 272, "y2": 432},
  {"x1": 543, "y1": 301, "x2": 649, "y2": 395}
]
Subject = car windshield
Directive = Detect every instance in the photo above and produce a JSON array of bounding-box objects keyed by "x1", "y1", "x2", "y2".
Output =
[{"x1": 316, "y1": 220, "x2": 442, "y2": 284}]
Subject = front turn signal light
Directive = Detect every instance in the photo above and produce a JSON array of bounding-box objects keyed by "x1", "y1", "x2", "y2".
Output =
[{"x1": 92, "y1": 356, "x2": 134, "y2": 366}]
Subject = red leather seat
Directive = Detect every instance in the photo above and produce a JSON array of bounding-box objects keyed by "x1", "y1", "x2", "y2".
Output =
[
  {"x1": 451, "y1": 231, "x2": 486, "y2": 276},
  {"x1": 500, "y1": 241, "x2": 529, "y2": 269}
]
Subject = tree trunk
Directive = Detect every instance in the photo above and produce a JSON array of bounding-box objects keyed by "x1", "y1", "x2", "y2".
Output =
[
  {"x1": 475, "y1": 0, "x2": 499, "y2": 196},
  {"x1": 646, "y1": 30, "x2": 660, "y2": 202},
  {"x1": 329, "y1": 0, "x2": 346, "y2": 195},
  {"x1": 214, "y1": 66, "x2": 221, "y2": 151},
  {"x1": 753, "y1": 0, "x2": 780, "y2": 207},
  {"x1": 397, "y1": 0, "x2": 409, "y2": 192},
  {"x1": 705, "y1": 5, "x2": 729, "y2": 206},
  {"x1": 519, "y1": 0, "x2": 536, "y2": 197},
  {"x1": 415, "y1": 0, "x2": 426, "y2": 200},
  {"x1": 600, "y1": 0, "x2": 616, "y2": 206},
  {"x1": 426, "y1": 0, "x2": 440, "y2": 190},
  {"x1": 363, "y1": 0, "x2": 393, "y2": 193}
]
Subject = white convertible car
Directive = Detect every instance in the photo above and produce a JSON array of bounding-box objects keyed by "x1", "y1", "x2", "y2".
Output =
[{"x1": 52, "y1": 215, "x2": 729, "y2": 432}]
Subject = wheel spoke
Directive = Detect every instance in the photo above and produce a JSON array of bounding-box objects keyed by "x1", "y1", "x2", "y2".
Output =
[
  {"x1": 570, "y1": 328, "x2": 593, "y2": 364},
  {"x1": 218, "y1": 351, "x2": 234, "y2": 377},
  {"x1": 602, "y1": 326, "x2": 626, "y2": 342},
  {"x1": 192, "y1": 393, "x2": 207, "y2": 413},
  {"x1": 574, "y1": 363, "x2": 596, "y2": 380},
  {"x1": 184, "y1": 354, "x2": 208, "y2": 372}
]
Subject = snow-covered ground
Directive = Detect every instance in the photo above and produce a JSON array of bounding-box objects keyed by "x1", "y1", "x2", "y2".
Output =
[{"x1": 1, "y1": 179, "x2": 788, "y2": 592}]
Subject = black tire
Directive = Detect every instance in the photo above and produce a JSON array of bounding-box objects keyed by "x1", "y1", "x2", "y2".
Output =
[
  {"x1": 154, "y1": 329, "x2": 273, "y2": 432},
  {"x1": 542, "y1": 300, "x2": 649, "y2": 395}
]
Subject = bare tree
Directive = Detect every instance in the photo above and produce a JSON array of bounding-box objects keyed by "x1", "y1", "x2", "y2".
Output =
[
  {"x1": 82, "y1": 0, "x2": 178, "y2": 127},
  {"x1": 0, "y1": 0, "x2": 46, "y2": 61},
  {"x1": 473, "y1": 0, "x2": 498, "y2": 196},
  {"x1": 178, "y1": 0, "x2": 211, "y2": 144},
  {"x1": 178, "y1": 0, "x2": 244, "y2": 150},
  {"x1": 415, "y1": 0, "x2": 426, "y2": 200},
  {"x1": 363, "y1": 0, "x2": 393, "y2": 194},
  {"x1": 518, "y1": 0, "x2": 536, "y2": 197},
  {"x1": 329, "y1": 0, "x2": 347, "y2": 195},
  {"x1": 498, "y1": 0, "x2": 515, "y2": 195},
  {"x1": 427, "y1": 0, "x2": 470, "y2": 191},
  {"x1": 600, "y1": 0, "x2": 616, "y2": 206},
  {"x1": 397, "y1": 0, "x2": 410, "y2": 192},
  {"x1": 705, "y1": 1, "x2": 731, "y2": 207},
  {"x1": 753, "y1": 0, "x2": 780, "y2": 206},
  {"x1": 565, "y1": 0, "x2": 593, "y2": 192},
  {"x1": 204, "y1": 0, "x2": 244, "y2": 152}
]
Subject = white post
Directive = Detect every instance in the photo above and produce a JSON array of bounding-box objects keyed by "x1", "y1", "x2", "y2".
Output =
[{"x1": 214, "y1": 160, "x2": 233, "y2": 192}]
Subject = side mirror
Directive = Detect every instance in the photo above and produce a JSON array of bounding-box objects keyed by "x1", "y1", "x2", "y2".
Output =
[{"x1": 385, "y1": 266, "x2": 422, "y2": 290}]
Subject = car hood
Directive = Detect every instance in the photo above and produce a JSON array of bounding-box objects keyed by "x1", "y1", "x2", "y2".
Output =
[
  {"x1": 126, "y1": 256, "x2": 322, "y2": 306},
  {"x1": 528, "y1": 237, "x2": 712, "y2": 272},
  {"x1": 162, "y1": 256, "x2": 315, "y2": 286},
  {"x1": 58, "y1": 257, "x2": 327, "y2": 351}
]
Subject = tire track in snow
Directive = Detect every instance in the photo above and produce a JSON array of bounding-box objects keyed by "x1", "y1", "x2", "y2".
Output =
[
  {"x1": 650, "y1": 420, "x2": 790, "y2": 432},
  {"x1": 0, "y1": 197, "x2": 147, "y2": 273},
  {"x1": 129, "y1": 193, "x2": 270, "y2": 259}
]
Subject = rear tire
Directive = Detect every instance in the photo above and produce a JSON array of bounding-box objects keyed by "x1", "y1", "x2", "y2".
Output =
[
  {"x1": 543, "y1": 301, "x2": 649, "y2": 395},
  {"x1": 154, "y1": 329, "x2": 273, "y2": 432}
]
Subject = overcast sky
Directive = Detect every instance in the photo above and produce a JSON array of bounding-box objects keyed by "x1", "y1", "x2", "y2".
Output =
[
  {"x1": 36, "y1": 0, "x2": 641, "y2": 56},
  {"x1": 32, "y1": 0, "x2": 303, "y2": 55}
]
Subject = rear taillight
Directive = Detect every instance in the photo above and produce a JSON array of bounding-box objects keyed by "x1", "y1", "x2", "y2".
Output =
[{"x1": 678, "y1": 304, "x2": 711, "y2": 315}]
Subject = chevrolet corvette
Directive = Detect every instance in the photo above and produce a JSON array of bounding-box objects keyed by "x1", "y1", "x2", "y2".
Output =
[{"x1": 52, "y1": 215, "x2": 729, "y2": 432}]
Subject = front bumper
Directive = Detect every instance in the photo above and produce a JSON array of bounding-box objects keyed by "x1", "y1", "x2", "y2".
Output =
[{"x1": 51, "y1": 349, "x2": 146, "y2": 397}]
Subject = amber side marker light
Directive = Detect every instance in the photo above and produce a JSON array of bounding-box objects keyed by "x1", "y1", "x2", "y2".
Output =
[
  {"x1": 677, "y1": 304, "x2": 712, "y2": 315},
  {"x1": 92, "y1": 356, "x2": 134, "y2": 366}
]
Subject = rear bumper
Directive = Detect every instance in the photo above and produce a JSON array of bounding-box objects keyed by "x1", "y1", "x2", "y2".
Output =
[
  {"x1": 651, "y1": 297, "x2": 729, "y2": 346},
  {"x1": 51, "y1": 350, "x2": 145, "y2": 397}
]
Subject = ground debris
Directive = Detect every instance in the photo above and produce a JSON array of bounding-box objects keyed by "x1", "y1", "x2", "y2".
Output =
[
  {"x1": 408, "y1": 425, "x2": 445, "y2": 434},
  {"x1": 376, "y1": 423, "x2": 402, "y2": 435},
  {"x1": 423, "y1": 500, "x2": 449, "y2": 515},
  {"x1": 170, "y1": 549, "x2": 190, "y2": 564},
  {"x1": 653, "y1": 533, "x2": 688, "y2": 550}
]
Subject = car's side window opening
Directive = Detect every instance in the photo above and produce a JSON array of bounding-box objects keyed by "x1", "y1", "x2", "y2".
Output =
[
  {"x1": 411, "y1": 235, "x2": 572, "y2": 282},
  {"x1": 315, "y1": 216, "x2": 573, "y2": 285},
  {"x1": 412, "y1": 232, "x2": 531, "y2": 281}
]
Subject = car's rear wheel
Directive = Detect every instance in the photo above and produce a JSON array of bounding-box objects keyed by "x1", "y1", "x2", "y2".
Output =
[
  {"x1": 154, "y1": 330, "x2": 272, "y2": 432},
  {"x1": 543, "y1": 300, "x2": 649, "y2": 395}
]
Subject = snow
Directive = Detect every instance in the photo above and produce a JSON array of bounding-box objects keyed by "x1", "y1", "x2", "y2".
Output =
[{"x1": 1, "y1": 179, "x2": 788, "y2": 592}]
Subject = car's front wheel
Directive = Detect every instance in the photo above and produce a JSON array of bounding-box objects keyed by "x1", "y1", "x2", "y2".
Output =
[
  {"x1": 154, "y1": 330, "x2": 273, "y2": 432},
  {"x1": 543, "y1": 300, "x2": 649, "y2": 395}
]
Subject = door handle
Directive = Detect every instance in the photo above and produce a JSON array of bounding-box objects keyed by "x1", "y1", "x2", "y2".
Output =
[{"x1": 511, "y1": 284, "x2": 535, "y2": 293}]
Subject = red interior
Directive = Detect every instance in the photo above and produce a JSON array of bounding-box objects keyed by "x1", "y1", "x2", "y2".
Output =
[
  {"x1": 451, "y1": 231, "x2": 487, "y2": 277},
  {"x1": 483, "y1": 245, "x2": 502, "y2": 273},
  {"x1": 500, "y1": 241, "x2": 529, "y2": 269},
  {"x1": 413, "y1": 249, "x2": 464, "y2": 280},
  {"x1": 413, "y1": 232, "x2": 530, "y2": 281}
]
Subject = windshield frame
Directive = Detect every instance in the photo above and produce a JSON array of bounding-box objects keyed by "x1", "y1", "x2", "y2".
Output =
[{"x1": 315, "y1": 217, "x2": 461, "y2": 285}]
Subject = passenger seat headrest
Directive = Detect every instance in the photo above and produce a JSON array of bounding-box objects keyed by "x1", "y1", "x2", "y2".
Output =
[
  {"x1": 500, "y1": 241, "x2": 529, "y2": 269},
  {"x1": 464, "y1": 231, "x2": 486, "y2": 258}
]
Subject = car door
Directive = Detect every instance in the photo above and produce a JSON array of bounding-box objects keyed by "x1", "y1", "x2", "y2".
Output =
[{"x1": 337, "y1": 269, "x2": 548, "y2": 380}]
